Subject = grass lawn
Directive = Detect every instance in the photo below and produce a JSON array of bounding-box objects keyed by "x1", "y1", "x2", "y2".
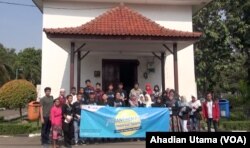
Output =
[{"x1": 0, "y1": 118, "x2": 41, "y2": 135}]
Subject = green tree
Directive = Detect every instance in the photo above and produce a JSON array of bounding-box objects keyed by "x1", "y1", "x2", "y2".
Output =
[
  {"x1": 193, "y1": 0, "x2": 248, "y2": 96},
  {"x1": 15, "y1": 48, "x2": 41, "y2": 85},
  {"x1": 0, "y1": 43, "x2": 16, "y2": 86},
  {"x1": 0, "y1": 80, "x2": 37, "y2": 120},
  {"x1": 194, "y1": 1, "x2": 232, "y2": 95},
  {"x1": 223, "y1": 0, "x2": 250, "y2": 85}
]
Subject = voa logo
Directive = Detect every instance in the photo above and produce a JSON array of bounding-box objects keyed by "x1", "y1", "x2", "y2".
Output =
[{"x1": 221, "y1": 136, "x2": 245, "y2": 145}]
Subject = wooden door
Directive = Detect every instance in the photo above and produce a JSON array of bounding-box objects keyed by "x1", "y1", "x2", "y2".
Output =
[
  {"x1": 102, "y1": 60, "x2": 120, "y2": 92},
  {"x1": 102, "y1": 59, "x2": 138, "y2": 93}
]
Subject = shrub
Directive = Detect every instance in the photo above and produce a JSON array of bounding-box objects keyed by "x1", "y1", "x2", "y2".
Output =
[
  {"x1": 225, "y1": 94, "x2": 243, "y2": 107},
  {"x1": 229, "y1": 112, "x2": 247, "y2": 121},
  {"x1": 0, "y1": 123, "x2": 39, "y2": 135},
  {"x1": 220, "y1": 121, "x2": 250, "y2": 131},
  {"x1": 0, "y1": 116, "x2": 3, "y2": 123},
  {"x1": 238, "y1": 80, "x2": 250, "y2": 103},
  {"x1": 0, "y1": 80, "x2": 37, "y2": 118}
]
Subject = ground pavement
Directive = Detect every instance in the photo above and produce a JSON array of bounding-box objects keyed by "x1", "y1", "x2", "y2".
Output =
[
  {"x1": 0, "y1": 108, "x2": 27, "y2": 121},
  {"x1": 0, "y1": 136, "x2": 145, "y2": 148}
]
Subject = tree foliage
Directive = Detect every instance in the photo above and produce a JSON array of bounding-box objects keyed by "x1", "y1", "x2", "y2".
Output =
[
  {"x1": 15, "y1": 48, "x2": 42, "y2": 85},
  {"x1": 0, "y1": 80, "x2": 37, "y2": 118},
  {"x1": 223, "y1": 0, "x2": 250, "y2": 84},
  {"x1": 0, "y1": 44, "x2": 41, "y2": 86},
  {"x1": 0, "y1": 44, "x2": 16, "y2": 86},
  {"x1": 194, "y1": 0, "x2": 249, "y2": 96}
]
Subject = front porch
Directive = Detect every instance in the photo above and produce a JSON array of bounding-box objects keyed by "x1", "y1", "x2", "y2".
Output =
[
  {"x1": 43, "y1": 4, "x2": 201, "y2": 97},
  {"x1": 48, "y1": 38, "x2": 194, "y2": 95}
]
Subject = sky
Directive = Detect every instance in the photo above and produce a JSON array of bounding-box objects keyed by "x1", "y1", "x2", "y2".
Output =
[{"x1": 0, "y1": 0, "x2": 42, "y2": 51}]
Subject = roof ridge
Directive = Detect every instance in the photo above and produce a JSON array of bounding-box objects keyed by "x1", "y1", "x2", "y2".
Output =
[{"x1": 121, "y1": 5, "x2": 170, "y2": 31}]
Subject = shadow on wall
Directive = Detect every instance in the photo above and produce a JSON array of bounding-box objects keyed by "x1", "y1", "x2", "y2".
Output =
[{"x1": 60, "y1": 50, "x2": 70, "y2": 94}]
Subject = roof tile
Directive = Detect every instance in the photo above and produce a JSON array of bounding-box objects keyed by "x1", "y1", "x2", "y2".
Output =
[{"x1": 44, "y1": 5, "x2": 201, "y2": 38}]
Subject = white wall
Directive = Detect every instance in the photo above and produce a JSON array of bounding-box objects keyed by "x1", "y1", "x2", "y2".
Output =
[
  {"x1": 41, "y1": 36, "x2": 70, "y2": 97},
  {"x1": 41, "y1": 1, "x2": 197, "y2": 100}
]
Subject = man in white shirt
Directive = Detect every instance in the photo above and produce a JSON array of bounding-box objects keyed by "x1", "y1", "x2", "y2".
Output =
[
  {"x1": 202, "y1": 92, "x2": 220, "y2": 132},
  {"x1": 189, "y1": 96, "x2": 201, "y2": 131}
]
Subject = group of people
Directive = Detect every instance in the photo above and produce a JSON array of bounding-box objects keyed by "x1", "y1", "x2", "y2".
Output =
[
  {"x1": 39, "y1": 79, "x2": 220, "y2": 148},
  {"x1": 168, "y1": 92, "x2": 220, "y2": 133}
]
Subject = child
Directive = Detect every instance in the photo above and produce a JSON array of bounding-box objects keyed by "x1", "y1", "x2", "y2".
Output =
[{"x1": 50, "y1": 98, "x2": 62, "y2": 148}]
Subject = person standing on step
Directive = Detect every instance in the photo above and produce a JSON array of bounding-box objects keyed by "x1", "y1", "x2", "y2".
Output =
[
  {"x1": 98, "y1": 94, "x2": 109, "y2": 106},
  {"x1": 178, "y1": 96, "x2": 191, "y2": 132},
  {"x1": 189, "y1": 95, "x2": 201, "y2": 131},
  {"x1": 84, "y1": 79, "x2": 95, "y2": 101},
  {"x1": 114, "y1": 92, "x2": 125, "y2": 107},
  {"x1": 129, "y1": 94, "x2": 139, "y2": 107},
  {"x1": 117, "y1": 82, "x2": 128, "y2": 106},
  {"x1": 106, "y1": 83, "x2": 115, "y2": 106},
  {"x1": 152, "y1": 97, "x2": 166, "y2": 107},
  {"x1": 57, "y1": 88, "x2": 66, "y2": 106},
  {"x1": 145, "y1": 83, "x2": 153, "y2": 96},
  {"x1": 50, "y1": 98, "x2": 63, "y2": 148},
  {"x1": 143, "y1": 94, "x2": 153, "y2": 107},
  {"x1": 129, "y1": 83, "x2": 143, "y2": 101},
  {"x1": 40, "y1": 87, "x2": 54, "y2": 147},
  {"x1": 70, "y1": 87, "x2": 77, "y2": 104},
  {"x1": 62, "y1": 95, "x2": 74, "y2": 148},
  {"x1": 165, "y1": 89, "x2": 181, "y2": 132},
  {"x1": 73, "y1": 93, "x2": 84, "y2": 145},
  {"x1": 152, "y1": 85, "x2": 161, "y2": 103},
  {"x1": 78, "y1": 87, "x2": 87, "y2": 103},
  {"x1": 95, "y1": 83, "x2": 104, "y2": 104},
  {"x1": 202, "y1": 92, "x2": 220, "y2": 132}
]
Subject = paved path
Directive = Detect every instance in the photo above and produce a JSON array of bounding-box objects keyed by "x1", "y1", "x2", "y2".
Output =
[
  {"x1": 0, "y1": 108, "x2": 27, "y2": 121},
  {"x1": 0, "y1": 136, "x2": 145, "y2": 148}
]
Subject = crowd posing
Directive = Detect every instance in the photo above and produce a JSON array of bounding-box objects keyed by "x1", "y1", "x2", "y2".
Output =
[{"x1": 39, "y1": 79, "x2": 220, "y2": 148}]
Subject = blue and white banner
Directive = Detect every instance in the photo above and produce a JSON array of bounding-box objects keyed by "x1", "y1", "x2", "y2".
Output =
[{"x1": 80, "y1": 106, "x2": 169, "y2": 138}]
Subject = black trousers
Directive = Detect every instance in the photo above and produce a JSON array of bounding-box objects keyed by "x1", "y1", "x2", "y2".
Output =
[
  {"x1": 41, "y1": 116, "x2": 51, "y2": 144},
  {"x1": 63, "y1": 121, "x2": 74, "y2": 147},
  {"x1": 207, "y1": 118, "x2": 218, "y2": 132}
]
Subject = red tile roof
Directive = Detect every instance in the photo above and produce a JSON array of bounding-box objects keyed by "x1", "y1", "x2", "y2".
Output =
[{"x1": 44, "y1": 5, "x2": 201, "y2": 40}]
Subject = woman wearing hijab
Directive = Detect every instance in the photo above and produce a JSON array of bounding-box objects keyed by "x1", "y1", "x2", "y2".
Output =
[
  {"x1": 143, "y1": 94, "x2": 153, "y2": 107},
  {"x1": 138, "y1": 94, "x2": 145, "y2": 107},
  {"x1": 145, "y1": 83, "x2": 153, "y2": 95},
  {"x1": 178, "y1": 96, "x2": 191, "y2": 132},
  {"x1": 165, "y1": 89, "x2": 181, "y2": 132}
]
